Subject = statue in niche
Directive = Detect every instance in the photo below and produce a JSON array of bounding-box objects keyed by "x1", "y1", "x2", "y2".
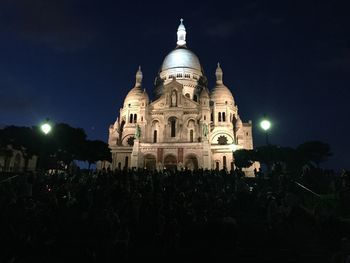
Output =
[
  {"x1": 202, "y1": 123, "x2": 208, "y2": 139},
  {"x1": 135, "y1": 125, "x2": 141, "y2": 139},
  {"x1": 171, "y1": 90, "x2": 177, "y2": 107}
]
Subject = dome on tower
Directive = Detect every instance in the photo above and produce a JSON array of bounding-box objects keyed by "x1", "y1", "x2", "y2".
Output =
[
  {"x1": 161, "y1": 47, "x2": 202, "y2": 72},
  {"x1": 160, "y1": 19, "x2": 203, "y2": 73},
  {"x1": 125, "y1": 87, "x2": 148, "y2": 102},
  {"x1": 141, "y1": 89, "x2": 149, "y2": 102},
  {"x1": 211, "y1": 85, "x2": 234, "y2": 103},
  {"x1": 124, "y1": 66, "x2": 149, "y2": 104},
  {"x1": 125, "y1": 87, "x2": 142, "y2": 100},
  {"x1": 154, "y1": 19, "x2": 205, "y2": 99},
  {"x1": 210, "y1": 63, "x2": 234, "y2": 105}
]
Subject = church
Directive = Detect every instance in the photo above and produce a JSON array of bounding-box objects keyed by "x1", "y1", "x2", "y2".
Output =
[{"x1": 108, "y1": 20, "x2": 257, "y2": 174}]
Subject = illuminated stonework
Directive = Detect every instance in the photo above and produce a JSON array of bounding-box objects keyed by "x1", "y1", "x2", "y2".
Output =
[{"x1": 108, "y1": 20, "x2": 258, "y2": 174}]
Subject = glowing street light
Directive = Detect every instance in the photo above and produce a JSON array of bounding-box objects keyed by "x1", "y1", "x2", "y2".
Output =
[
  {"x1": 230, "y1": 143, "x2": 238, "y2": 152},
  {"x1": 41, "y1": 123, "x2": 52, "y2": 135},
  {"x1": 260, "y1": 120, "x2": 271, "y2": 131},
  {"x1": 38, "y1": 120, "x2": 52, "y2": 171},
  {"x1": 260, "y1": 118, "x2": 271, "y2": 145}
]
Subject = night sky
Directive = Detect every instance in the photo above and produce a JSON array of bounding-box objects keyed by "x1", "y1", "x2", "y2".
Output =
[{"x1": 1, "y1": 0, "x2": 349, "y2": 170}]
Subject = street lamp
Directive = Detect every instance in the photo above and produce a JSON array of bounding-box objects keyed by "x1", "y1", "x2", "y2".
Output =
[
  {"x1": 38, "y1": 120, "x2": 52, "y2": 171},
  {"x1": 260, "y1": 118, "x2": 271, "y2": 145},
  {"x1": 41, "y1": 123, "x2": 52, "y2": 135}
]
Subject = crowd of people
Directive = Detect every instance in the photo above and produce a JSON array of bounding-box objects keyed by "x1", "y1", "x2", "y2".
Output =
[{"x1": 0, "y1": 167, "x2": 349, "y2": 262}]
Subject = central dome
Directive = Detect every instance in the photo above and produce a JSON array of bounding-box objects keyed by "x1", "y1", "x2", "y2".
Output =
[{"x1": 161, "y1": 47, "x2": 202, "y2": 72}]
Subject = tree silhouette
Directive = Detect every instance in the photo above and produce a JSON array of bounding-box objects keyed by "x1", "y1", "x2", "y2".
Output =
[
  {"x1": 46, "y1": 123, "x2": 87, "y2": 167},
  {"x1": 233, "y1": 149, "x2": 255, "y2": 168},
  {"x1": 0, "y1": 123, "x2": 111, "y2": 171},
  {"x1": 297, "y1": 140, "x2": 332, "y2": 167},
  {"x1": 83, "y1": 140, "x2": 111, "y2": 169}
]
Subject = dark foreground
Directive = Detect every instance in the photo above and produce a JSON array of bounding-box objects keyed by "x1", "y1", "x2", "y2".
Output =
[{"x1": 0, "y1": 168, "x2": 349, "y2": 262}]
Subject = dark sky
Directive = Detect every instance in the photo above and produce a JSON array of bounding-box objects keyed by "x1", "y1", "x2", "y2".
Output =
[{"x1": 1, "y1": 0, "x2": 349, "y2": 170}]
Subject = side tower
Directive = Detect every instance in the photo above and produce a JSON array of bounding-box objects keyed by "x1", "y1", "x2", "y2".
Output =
[
  {"x1": 208, "y1": 63, "x2": 255, "y2": 171},
  {"x1": 108, "y1": 67, "x2": 149, "y2": 169}
]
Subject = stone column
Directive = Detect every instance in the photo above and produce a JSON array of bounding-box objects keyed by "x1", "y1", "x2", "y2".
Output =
[
  {"x1": 201, "y1": 139, "x2": 211, "y2": 170},
  {"x1": 130, "y1": 139, "x2": 140, "y2": 168}
]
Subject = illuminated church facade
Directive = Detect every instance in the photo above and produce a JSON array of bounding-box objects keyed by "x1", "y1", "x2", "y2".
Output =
[{"x1": 108, "y1": 20, "x2": 257, "y2": 174}]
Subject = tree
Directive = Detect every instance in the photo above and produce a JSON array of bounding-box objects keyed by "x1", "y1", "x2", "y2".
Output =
[
  {"x1": 0, "y1": 123, "x2": 112, "y2": 171},
  {"x1": 82, "y1": 140, "x2": 111, "y2": 169},
  {"x1": 254, "y1": 145, "x2": 282, "y2": 170},
  {"x1": 277, "y1": 146, "x2": 302, "y2": 174},
  {"x1": 297, "y1": 141, "x2": 332, "y2": 167},
  {"x1": 46, "y1": 123, "x2": 87, "y2": 167},
  {"x1": 233, "y1": 149, "x2": 255, "y2": 168}
]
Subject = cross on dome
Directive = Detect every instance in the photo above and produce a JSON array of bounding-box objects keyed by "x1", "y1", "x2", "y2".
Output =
[
  {"x1": 177, "y1": 18, "x2": 186, "y2": 46},
  {"x1": 215, "y1": 62, "x2": 223, "y2": 84},
  {"x1": 135, "y1": 66, "x2": 142, "y2": 87}
]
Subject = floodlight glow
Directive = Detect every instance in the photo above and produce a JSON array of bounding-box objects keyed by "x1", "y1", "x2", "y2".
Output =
[
  {"x1": 41, "y1": 123, "x2": 52, "y2": 134},
  {"x1": 260, "y1": 120, "x2": 271, "y2": 131},
  {"x1": 230, "y1": 144, "x2": 238, "y2": 152}
]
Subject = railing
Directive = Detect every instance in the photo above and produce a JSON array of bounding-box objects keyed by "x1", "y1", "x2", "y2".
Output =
[
  {"x1": 293, "y1": 180, "x2": 343, "y2": 220},
  {"x1": 0, "y1": 174, "x2": 21, "y2": 184},
  {"x1": 294, "y1": 181, "x2": 321, "y2": 198}
]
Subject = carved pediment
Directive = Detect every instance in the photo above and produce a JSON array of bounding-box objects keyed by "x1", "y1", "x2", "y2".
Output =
[
  {"x1": 164, "y1": 78, "x2": 184, "y2": 92},
  {"x1": 183, "y1": 97, "x2": 199, "y2": 108},
  {"x1": 150, "y1": 97, "x2": 166, "y2": 109}
]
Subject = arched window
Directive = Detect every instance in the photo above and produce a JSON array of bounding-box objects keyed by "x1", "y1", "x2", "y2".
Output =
[
  {"x1": 170, "y1": 118, "x2": 176, "y2": 137},
  {"x1": 185, "y1": 93, "x2": 190, "y2": 98},
  {"x1": 134, "y1": 114, "x2": 137, "y2": 123},
  {"x1": 129, "y1": 114, "x2": 133, "y2": 123},
  {"x1": 218, "y1": 112, "x2": 222, "y2": 122},
  {"x1": 215, "y1": 162, "x2": 220, "y2": 170},
  {"x1": 193, "y1": 95, "x2": 198, "y2": 102},
  {"x1": 211, "y1": 112, "x2": 213, "y2": 122},
  {"x1": 153, "y1": 130, "x2": 157, "y2": 143},
  {"x1": 204, "y1": 115, "x2": 206, "y2": 121},
  {"x1": 190, "y1": 129, "x2": 194, "y2": 142},
  {"x1": 222, "y1": 112, "x2": 226, "y2": 122},
  {"x1": 223, "y1": 156, "x2": 227, "y2": 169}
]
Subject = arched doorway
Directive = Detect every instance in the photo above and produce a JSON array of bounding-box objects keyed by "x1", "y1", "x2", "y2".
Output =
[
  {"x1": 185, "y1": 154, "x2": 198, "y2": 170},
  {"x1": 164, "y1": 154, "x2": 177, "y2": 171},
  {"x1": 144, "y1": 154, "x2": 156, "y2": 171}
]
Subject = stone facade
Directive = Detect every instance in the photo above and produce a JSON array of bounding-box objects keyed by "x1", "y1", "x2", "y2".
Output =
[
  {"x1": 0, "y1": 146, "x2": 37, "y2": 172},
  {"x1": 108, "y1": 20, "x2": 258, "y2": 174}
]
